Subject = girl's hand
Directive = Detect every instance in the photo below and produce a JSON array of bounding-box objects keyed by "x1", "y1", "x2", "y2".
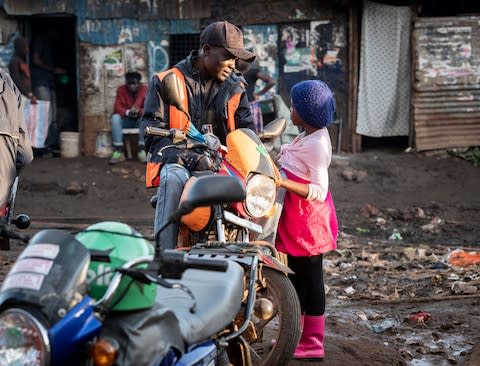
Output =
[{"x1": 275, "y1": 177, "x2": 284, "y2": 188}]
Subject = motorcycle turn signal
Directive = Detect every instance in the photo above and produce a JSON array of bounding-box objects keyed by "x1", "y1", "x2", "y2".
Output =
[{"x1": 88, "y1": 338, "x2": 119, "y2": 366}]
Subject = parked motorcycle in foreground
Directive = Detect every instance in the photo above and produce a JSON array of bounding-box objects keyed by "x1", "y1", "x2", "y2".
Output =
[
  {"x1": 0, "y1": 175, "x2": 260, "y2": 365},
  {"x1": 146, "y1": 71, "x2": 301, "y2": 365}
]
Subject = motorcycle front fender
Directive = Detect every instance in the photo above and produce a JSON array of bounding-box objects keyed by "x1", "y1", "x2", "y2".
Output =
[
  {"x1": 247, "y1": 240, "x2": 294, "y2": 275},
  {"x1": 259, "y1": 253, "x2": 294, "y2": 275}
]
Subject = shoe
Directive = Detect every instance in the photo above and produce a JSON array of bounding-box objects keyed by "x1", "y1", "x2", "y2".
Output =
[
  {"x1": 294, "y1": 315, "x2": 325, "y2": 360},
  {"x1": 137, "y1": 149, "x2": 147, "y2": 163},
  {"x1": 109, "y1": 150, "x2": 126, "y2": 165}
]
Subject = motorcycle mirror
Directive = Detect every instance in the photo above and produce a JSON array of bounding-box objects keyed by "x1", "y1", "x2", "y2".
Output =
[
  {"x1": 167, "y1": 175, "x2": 246, "y2": 225},
  {"x1": 161, "y1": 72, "x2": 191, "y2": 121},
  {"x1": 12, "y1": 214, "x2": 30, "y2": 229},
  {"x1": 258, "y1": 118, "x2": 287, "y2": 140}
]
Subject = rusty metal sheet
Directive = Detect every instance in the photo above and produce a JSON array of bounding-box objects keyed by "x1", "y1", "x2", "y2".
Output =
[
  {"x1": 3, "y1": 0, "x2": 210, "y2": 19},
  {"x1": 413, "y1": 16, "x2": 480, "y2": 151}
]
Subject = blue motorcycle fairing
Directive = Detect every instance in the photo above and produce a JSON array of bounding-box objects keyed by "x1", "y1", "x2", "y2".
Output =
[
  {"x1": 176, "y1": 341, "x2": 216, "y2": 366},
  {"x1": 0, "y1": 229, "x2": 91, "y2": 326},
  {"x1": 49, "y1": 296, "x2": 102, "y2": 365}
]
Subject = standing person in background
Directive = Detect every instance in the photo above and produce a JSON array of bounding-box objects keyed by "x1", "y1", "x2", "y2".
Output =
[
  {"x1": 109, "y1": 71, "x2": 148, "y2": 164},
  {"x1": 31, "y1": 31, "x2": 66, "y2": 155},
  {"x1": 9, "y1": 35, "x2": 37, "y2": 104},
  {"x1": 275, "y1": 80, "x2": 338, "y2": 361},
  {"x1": 0, "y1": 68, "x2": 33, "y2": 210},
  {"x1": 236, "y1": 59, "x2": 276, "y2": 132}
]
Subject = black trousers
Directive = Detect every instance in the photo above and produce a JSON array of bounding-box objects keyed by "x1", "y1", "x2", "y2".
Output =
[{"x1": 288, "y1": 254, "x2": 325, "y2": 316}]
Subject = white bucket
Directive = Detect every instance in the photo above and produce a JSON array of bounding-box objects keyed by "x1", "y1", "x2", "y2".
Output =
[
  {"x1": 95, "y1": 130, "x2": 112, "y2": 158},
  {"x1": 60, "y1": 132, "x2": 80, "y2": 158}
]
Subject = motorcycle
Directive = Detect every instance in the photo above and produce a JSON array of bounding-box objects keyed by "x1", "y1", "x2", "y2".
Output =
[
  {"x1": 146, "y1": 71, "x2": 301, "y2": 365},
  {"x1": 0, "y1": 175, "x2": 259, "y2": 365},
  {"x1": 0, "y1": 176, "x2": 31, "y2": 250}
]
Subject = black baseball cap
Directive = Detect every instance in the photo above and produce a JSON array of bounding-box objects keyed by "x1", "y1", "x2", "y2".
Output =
[{"x1": 200, "y1": 21, "x2": 256, "y2": 62}]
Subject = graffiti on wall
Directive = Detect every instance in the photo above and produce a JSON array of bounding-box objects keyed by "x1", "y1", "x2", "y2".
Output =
[
  {"x1": 147, "y1": 40, "x2": 169, "y2": 79},
  {"x1": 243, "y1": 24, "x2": 279, "y2": 93}
]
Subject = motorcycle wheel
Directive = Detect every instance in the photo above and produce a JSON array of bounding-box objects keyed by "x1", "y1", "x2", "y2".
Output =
[{"x1": 246, "y1": 267, "x2": 301, "y2": 366}]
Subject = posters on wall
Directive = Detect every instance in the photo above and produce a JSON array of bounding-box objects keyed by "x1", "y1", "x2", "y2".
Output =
[
  {"x1": 242, "y1": 24, "x2": 279, "y2": 95},
  {"x1": 279, "y1": 21, "x2": 346, "y2": 119}
]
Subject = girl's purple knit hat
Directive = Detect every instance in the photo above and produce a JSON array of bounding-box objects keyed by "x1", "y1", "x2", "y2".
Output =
[{"x1": 291, "y1": 80, "x2": 336, "y2": 128}]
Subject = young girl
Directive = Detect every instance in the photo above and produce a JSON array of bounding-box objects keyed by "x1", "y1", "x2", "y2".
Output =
[{"x1": 275, "y1": 79, "x2": 338, "y2": 361}]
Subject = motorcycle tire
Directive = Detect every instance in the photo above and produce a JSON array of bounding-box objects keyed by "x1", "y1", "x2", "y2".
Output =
[{"x1": 247, "y1": 267, "x2": 301, "y2": 366}]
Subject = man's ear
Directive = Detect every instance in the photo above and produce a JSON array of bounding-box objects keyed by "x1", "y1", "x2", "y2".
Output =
[{"x1": 201, "y1": 44, "x2": 211, "y2": 56}]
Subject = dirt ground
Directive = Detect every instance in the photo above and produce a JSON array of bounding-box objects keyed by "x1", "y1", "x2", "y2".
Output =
[{"x1": 2, "y1": 145, "x2": 480, "y2": 366}]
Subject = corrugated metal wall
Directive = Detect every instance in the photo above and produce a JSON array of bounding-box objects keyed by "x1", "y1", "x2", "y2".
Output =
[{"x1": 413, "y1": 17, "x2": 480, "y2": 151}]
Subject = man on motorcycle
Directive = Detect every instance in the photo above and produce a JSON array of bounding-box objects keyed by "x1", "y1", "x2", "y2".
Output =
[
  {"x1": 142, "y1": 20, "x2": 256, "y2": 251},
  {"x1": 0, "y1": 68, "x2": 33, "y2": 214}
]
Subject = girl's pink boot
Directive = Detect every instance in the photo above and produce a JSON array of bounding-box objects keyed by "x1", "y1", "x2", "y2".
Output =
[{"x1": 293, "y1": 315, "x2": 325, "y2": 360}]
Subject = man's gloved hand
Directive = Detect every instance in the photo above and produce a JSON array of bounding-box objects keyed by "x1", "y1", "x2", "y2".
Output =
[
  {"x1": 204, "y1": 133, "x2": 221, "y2": 151},
  {"x1": 180, "y1": 150, "x2": 214, "y2": 171}
]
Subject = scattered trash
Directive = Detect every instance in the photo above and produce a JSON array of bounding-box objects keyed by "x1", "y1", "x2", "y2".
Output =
[
  {"x1": 375, "y1": 217, "x2": 386, "y2": 226},
  {"x1": 421, "y1": 216, "x2": 443, "y2": 233},
  {"x1": 371, "y1": 319, "x2": 396, "y2": 333},
  {"x1": 430, "y1": 262, "x2": 448, "y2": 270},
  {"x1": 406, "y1": 311, "x2": 432, "y2": 325},
  {"x1": 355, "y1": 311, "x2": 368, "y2": 321},
  {"x1": 361, "y1": 203, "x2": 379, "y2": 217},
  {"x1": 451, "y1": 281, "x2": 478, "y2": 295},
  {"x1": 344, "y1": 286, "x2": 356, "y2": 295},
  {"x1": 388, "y1": 230, "x2": 403, "y2": 241},
  {"x1": 355, "y1": 226, "x2": 370, "y2": 233},
  {"x1": 415, "y1": 207, "x2": 427, "y2": 219},
  {"x1": 448, "y1": 249, "x2": 480, "y2": 267}
]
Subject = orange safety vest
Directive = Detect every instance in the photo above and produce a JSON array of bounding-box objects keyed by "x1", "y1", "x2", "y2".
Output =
[{"x1": 146, "y1": 67, "x2": 242, "y2": 188}]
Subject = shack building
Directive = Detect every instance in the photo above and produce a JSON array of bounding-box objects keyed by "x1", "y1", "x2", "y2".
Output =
[{"x1": 0, "y1": 0, "x2": 479, "y2": 155}]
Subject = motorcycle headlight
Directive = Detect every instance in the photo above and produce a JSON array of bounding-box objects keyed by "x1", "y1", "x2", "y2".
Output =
[
  {"x1": 245, "y1": 174, "x2": 276, "y2": 218},
  {"x1": 0, "y1": 308, "x2": 50, "y2": 366}
]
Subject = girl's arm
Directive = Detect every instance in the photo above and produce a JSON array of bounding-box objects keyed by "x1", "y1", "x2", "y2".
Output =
[{"x1": 277, "y1": 178, "x2": 309, "y2": 199}]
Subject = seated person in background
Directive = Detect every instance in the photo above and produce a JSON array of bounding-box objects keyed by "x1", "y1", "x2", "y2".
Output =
[
  {"x1": 236, "y1": 59, "x2": 276, "y2": 132},
  {"x1": 109, "y1": 71, "x2": 148, "y2": 164}
]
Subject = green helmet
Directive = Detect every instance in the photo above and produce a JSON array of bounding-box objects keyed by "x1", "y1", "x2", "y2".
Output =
[{"x1": 75, "y1": 221, "x2": 156, "y2": 311}]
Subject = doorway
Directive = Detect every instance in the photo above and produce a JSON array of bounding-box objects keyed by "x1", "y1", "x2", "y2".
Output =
[
  {"x1": 27, "y1": 16, "x2": 78, "y2": 132},
  {"x1": 169, "y1": 33, "x2": 199, "y2": 66}
]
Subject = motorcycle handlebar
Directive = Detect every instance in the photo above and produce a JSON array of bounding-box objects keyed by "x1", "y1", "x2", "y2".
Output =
[
  {"x1": 0, "y1": 224, "x2": 29, "y2": 243},
  {"x1": 158, "y1": 250, "x2": 228, "y2": 279},
  {"x1": 185, "y1": 256, "x2": 229, "y2": 272},
  {"x1": 145, "y1": 127, "x2": 187, "y2": 144}
]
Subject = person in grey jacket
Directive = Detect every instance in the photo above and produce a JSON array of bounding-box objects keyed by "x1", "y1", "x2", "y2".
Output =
[{"x1": 0, "y1": 68, "x2": 33, "y2": 212}]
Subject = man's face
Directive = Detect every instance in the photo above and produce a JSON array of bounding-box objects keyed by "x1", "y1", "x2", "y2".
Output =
[
  {"x1": 127, "y1": 79, "x2": 140, "y2": 94},
  {"x1": 204, "y1": 45, "x2": 237, "y2": 81}
]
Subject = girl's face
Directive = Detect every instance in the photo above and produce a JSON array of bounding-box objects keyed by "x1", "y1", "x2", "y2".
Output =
[{"x1": 290, "y1": 104, "x2": 304, "y2": 127}]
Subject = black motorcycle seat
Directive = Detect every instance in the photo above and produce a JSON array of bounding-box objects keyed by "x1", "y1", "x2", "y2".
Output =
[{"x1": 156, "y1": 259, "x2": 244, "y2": 345}]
